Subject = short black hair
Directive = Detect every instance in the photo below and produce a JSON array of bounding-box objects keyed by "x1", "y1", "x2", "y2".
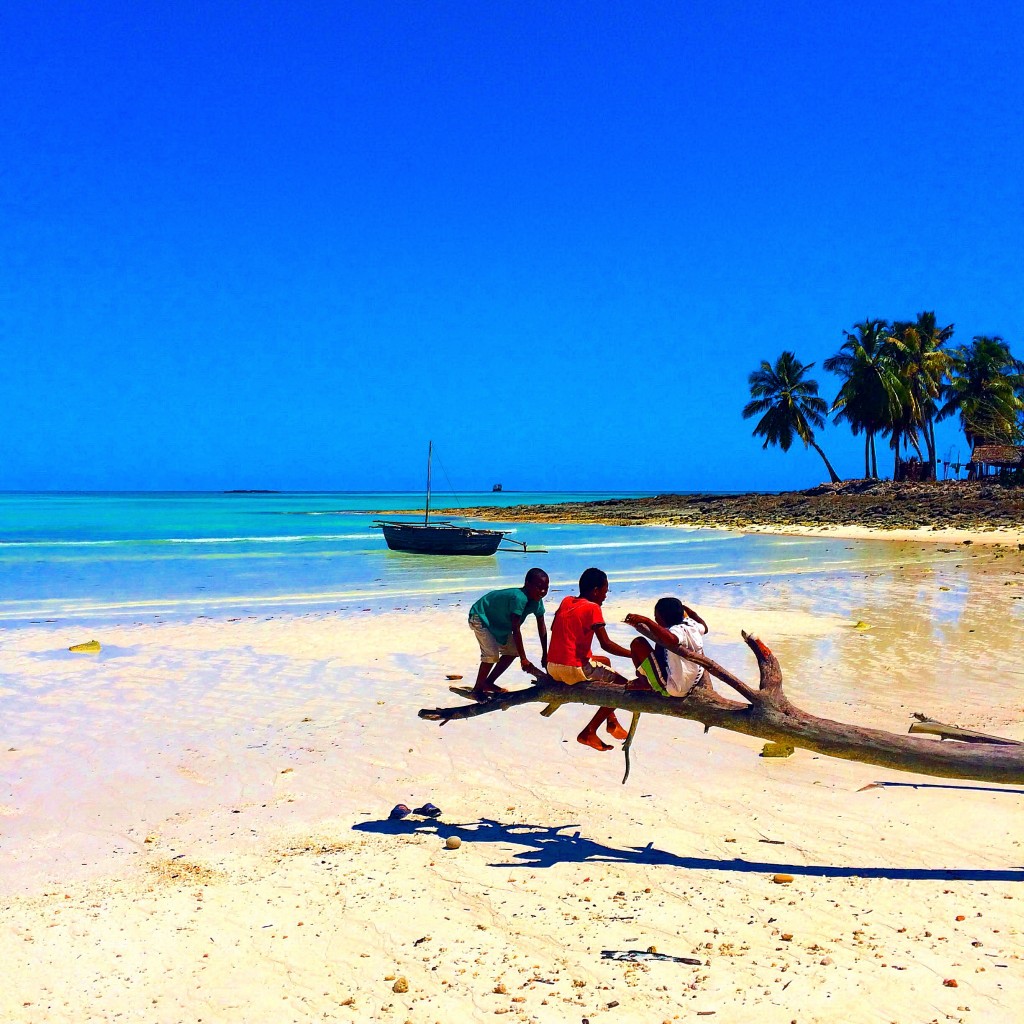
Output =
[
  {"x1": 525, "y1": 567, "x2": 548, "y2": 586},
  {"x1": 654, "y1": 596, "x2": 685, "y2": 626},
  {"x1": 579, "y1": 567, "x2": 608, "y2": 594}
]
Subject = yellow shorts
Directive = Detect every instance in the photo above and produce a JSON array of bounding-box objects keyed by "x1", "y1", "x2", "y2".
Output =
[{"x1": 548, "y1": 660, "x2": 625, "y2": 685}]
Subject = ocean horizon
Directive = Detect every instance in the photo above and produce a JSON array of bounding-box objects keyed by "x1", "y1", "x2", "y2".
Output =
[{"x1": 0, "y1": 490, "x2": 956, "y2": 629}]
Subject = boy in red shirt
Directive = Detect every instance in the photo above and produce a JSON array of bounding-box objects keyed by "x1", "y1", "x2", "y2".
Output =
[{"x1": 547, "y1": 567, "x2": 636, "y2": 751}]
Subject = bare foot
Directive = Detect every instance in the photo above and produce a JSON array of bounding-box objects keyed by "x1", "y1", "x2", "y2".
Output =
[
  {"x1": 605, "y1": 715, "x2": 628, "y2": 740},
  {"x1": 471, "y1": 685, "x2": 508, "y2": 700},
  {"x1": 577, "y1": 730, "x2": 612, "y2": 752},
  {"x1": 627, "y1": 674, "x2": 653, "y2": 692}
]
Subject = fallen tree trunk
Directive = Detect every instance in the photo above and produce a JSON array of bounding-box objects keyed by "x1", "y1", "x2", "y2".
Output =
[
  {"x1": 908, "y1": 713, "x2": 1021, "y2": 745},
  {"x1": 419, "y1": 632, "x2": 1024, "y2": 785}
]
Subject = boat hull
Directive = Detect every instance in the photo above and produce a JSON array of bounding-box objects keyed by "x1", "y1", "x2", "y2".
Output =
[{"x1": 377, "y1": 522, "x2": 506, "y2": 556}]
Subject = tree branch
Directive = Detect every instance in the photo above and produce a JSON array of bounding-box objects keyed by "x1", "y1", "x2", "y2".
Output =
[{"x1": 419, "y1": 633, "x2": 1024, "y2": 785}]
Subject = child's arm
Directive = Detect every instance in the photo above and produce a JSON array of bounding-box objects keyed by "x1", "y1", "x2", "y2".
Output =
[
  {"x1": 624, "y1": 612, "x2": 678, "y2": 648},
  {"x1": 536, "y1": 613, "x2": 548, "y2": 667},
  {"x1": 683, "y1": 605, "x2": 709, "y2": 634},
  {"x1": 509, "y1": 613, "x2": 536, "y2": 675},
  {"x1": 593, "y1": 623, "x2": 631, "y2": 660}
]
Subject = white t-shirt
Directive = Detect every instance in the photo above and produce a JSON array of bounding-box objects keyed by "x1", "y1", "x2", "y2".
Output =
[{"x1": 654, "y1": 616, "x2": 706, "y2": 696}]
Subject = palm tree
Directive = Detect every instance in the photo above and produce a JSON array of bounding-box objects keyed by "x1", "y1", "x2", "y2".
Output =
[
  {"x1": 888, "y1": 312, "x2": 954, "y2": 480},
  {"x1": 743, "y1": 351, "x2": 841, "y2": 483},
  {"x1": 938, "y1": 336, "x2": 1024, "y2": 466},
  {"x1": 823, "y1": 319, "x2": 905, "y2": 479}
]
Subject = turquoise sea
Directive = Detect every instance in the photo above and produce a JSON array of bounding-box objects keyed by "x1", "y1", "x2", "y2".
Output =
[{"x1": 0, "y1": 491, "x2": 975, "y2": 629}]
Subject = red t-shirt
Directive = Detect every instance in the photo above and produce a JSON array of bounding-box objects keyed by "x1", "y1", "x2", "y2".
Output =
[{"x1": 548, "y1": 595, "x2": 605, "y2": 667}]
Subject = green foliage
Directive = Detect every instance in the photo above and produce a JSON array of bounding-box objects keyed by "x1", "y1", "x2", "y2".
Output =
[
  {"x1": 743, "y1": 351, "x2": 840, "y2": 482},
  {"x1": 822, "y1": 319, "x2": 907, "y2": 478},
  {"x1": 745, "y1": 314, "x2": 1021, "y2": 482},
  {"x1": 938, "y1": 336, "x2": 1024, "y2": 448}
]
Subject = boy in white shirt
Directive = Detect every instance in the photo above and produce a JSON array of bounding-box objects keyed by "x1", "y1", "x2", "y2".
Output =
[{"x1": 624, "y1": 597, "x2": 709, "y2": 697}]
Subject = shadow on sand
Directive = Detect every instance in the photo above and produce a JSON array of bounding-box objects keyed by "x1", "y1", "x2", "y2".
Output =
[
  {"x1": 863, "y1": 780, "x2": 1024, "y2": 796},
  {"x1": 353, "y1": 817, "x2": 1024, "y2": 883}
]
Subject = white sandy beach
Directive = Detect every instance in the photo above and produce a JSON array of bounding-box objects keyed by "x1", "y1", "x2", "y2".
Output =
[
  {"x1": 716, "y1": 522, "x2": 1024, "y2": 548},
  {"x1": 3, "y1": 557, "x2": 1024, "y2": 1023}
]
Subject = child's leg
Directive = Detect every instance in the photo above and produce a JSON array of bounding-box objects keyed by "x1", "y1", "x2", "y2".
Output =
[
  {"x1": 473, "y1": 657, "x2": 514, "y2": 697},
  {"x1": 483, "y1": 654, "x2": 515, "y2": 690},
  {"x1": 577, "y1": 707, "x2": 628, "y2": 746},
  {"x1": 629, "y1": 637, "x2": 668, "y2": 695},
  {"x1": 630, "y1": 637, "x2": 652, "y2": 668},
  {"x1": 470, "y1": 617, "x2": 512, "y2": 698},
  {"x1": 576, "y1": 665, "x2": 628, "y2": 746},
  {"x1": 580, "y1": 660, "x2": 631, "y2": 740},
  {"x1": 577, "y1": 708, "x2": 614, "y2": 751},
  {"x1": 603, "y1": 708, "x2": 629, "y2": 740},
  {"x1": 473, "y1": 661, "x2": 493, "y2": 693}
]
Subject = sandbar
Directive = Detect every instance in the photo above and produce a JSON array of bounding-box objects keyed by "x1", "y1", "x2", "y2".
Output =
[{"x1": 441, "y1": 479, "x2": 1024, "y2": 547}]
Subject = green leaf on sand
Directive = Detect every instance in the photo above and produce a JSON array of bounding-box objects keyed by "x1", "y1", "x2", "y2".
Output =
[{"x1": 69, "y1": 640, "x2": 102, "y2": 653}]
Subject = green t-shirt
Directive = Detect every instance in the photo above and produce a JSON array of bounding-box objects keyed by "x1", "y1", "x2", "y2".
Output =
[{"x1": 469, "y1": 587, "x2": 545, "y2": 644}]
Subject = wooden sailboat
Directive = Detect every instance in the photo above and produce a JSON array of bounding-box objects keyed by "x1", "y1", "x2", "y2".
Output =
[{"x1": 373, "y1": 442, "x2": 510, "y2": 555}]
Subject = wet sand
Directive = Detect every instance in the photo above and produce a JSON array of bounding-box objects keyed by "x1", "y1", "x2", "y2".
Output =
[{"x1": 2, "y1": 542, "x2": 1024, "y2": 1022}]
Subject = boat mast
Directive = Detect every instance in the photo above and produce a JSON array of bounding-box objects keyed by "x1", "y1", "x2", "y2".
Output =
[{"x1": 425, "y1": 440, "x2": 432, "y2": 525}]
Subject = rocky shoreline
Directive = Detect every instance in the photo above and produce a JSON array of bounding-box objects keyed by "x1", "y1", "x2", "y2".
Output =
[{"x1": 442, "y1": 479, "x2": 1024, "y2": 536}]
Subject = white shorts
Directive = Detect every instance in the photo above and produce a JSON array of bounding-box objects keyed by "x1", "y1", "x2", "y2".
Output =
[{"x1": 469, "y1": 615, "x2": 517, "y2": 664}]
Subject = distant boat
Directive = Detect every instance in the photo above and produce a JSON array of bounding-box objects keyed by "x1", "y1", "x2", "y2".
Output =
[
  {"x1": 373, "y1": 442, "x2": 510, "y2": 556},
  {"x1": 376, "y1": 520, "x2": 508, "y2": 555}
]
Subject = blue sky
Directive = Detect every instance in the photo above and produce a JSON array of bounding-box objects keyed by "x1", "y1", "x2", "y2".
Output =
[{"x1": 2, "y1": 1, "x2": 1021, "y2": 492}]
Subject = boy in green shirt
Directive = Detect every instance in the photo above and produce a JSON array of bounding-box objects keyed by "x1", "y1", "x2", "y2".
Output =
[{"x1": 468, "y1": 568, "x2": 549, "y2": 699}]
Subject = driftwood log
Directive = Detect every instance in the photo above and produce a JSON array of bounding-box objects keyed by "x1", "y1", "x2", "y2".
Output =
[{"x1": 420, "y1": 633, "x2": 1024, "y2": 785}]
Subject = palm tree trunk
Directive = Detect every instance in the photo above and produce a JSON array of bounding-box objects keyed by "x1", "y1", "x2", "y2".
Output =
[
  {"x1": 926, "y1": 420, "x2": 937, "y2": 481},
  {"x1": 809, "y1": 439, "x2": 841, "y2": 483},
  {"x1": 864, "y1": 435, "x2": 870, "y2": 478},
  {"x1": 870, "y1": 434, "x2": 878, "y2": 478}
]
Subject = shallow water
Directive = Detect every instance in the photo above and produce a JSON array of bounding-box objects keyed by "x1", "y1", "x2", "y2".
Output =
[
  {"x1": 4, "y1": 491, "x2": 1024, "y2": 729},
  {"x1": 0, "y1": 491, "x2": 1005, "y2": 628}
]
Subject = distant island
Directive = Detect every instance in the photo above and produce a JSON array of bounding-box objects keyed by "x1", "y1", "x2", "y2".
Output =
[{"x1": 223, "y1": 489, "x2": 281, "y2": 494}]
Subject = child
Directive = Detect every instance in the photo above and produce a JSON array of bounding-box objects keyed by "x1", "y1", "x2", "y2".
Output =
[
  {"x1": 468, "y1": 568, "x2": 549, "y2": 699},
  {"x1": 547, "y1": 567, "x2": 636, "y2": 751},
  {"x1": 624, "y1": 597, "x2": 709, "y2": 696}
]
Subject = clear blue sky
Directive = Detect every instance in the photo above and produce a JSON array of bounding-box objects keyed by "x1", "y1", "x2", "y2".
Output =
[{"x1": 2, "y1": 1, "x2": 1021, "y2": 492}]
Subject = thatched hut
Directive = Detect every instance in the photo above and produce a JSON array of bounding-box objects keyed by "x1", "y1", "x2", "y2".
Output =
[{"x1": 969, "y1": 443, "x2": 1024, "y2": 479}]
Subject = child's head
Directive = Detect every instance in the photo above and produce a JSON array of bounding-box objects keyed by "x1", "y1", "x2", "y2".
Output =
[
  {"x1": 654, "y1": 596, "x2": 685, "y2": 628},
  {"x1": 523, "y1": 567, "x2": 549, "y2": 602},
  {"x1": 579, "y1": 567, "x2": 609, "y2": 604}
]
